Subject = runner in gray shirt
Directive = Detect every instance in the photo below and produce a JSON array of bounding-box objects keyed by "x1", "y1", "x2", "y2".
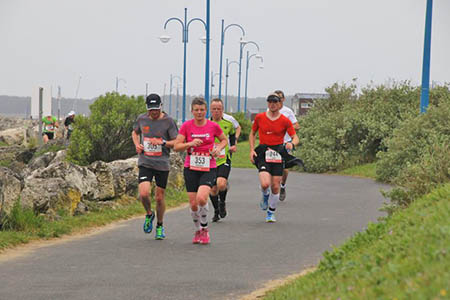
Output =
[{"x1": 132, "y1": 93, "x2": 178, "y2": 240}]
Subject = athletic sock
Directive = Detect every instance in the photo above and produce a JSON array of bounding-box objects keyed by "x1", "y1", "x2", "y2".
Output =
[
  {"x1": 190, "y1": 209, "x2": 201, "y2": 231},
  {"x1": 210, "y1": 195, "x2": 219, "y2": 211},
  {"x1": 269, "y1": 192, "x2": 280, "y2": 211},
  {"x1": 219, "y1": 189, "x2": 228, "y2": 204},
  {"x1": 157, "y1": 222, "x2": 163, "y2": 227},
  {"x1": 199, "y1": 203, "x2": 209, "y2": 227},
  {"x1": 280, "y1": 183, "x2": 286, "y2": 188},
  {"x1": 261, "y1": 187, "x2": 270, "y2": 196}
]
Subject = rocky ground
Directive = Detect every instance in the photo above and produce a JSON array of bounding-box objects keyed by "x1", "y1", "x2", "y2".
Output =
[{"x1": 0, "y1": 116, "x2": 184, "y2": 222}]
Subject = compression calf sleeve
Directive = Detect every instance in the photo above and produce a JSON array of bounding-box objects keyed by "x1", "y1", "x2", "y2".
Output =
[
  {"x1": 209, "y1": 195, "x2": 219, "y2": 211},
  {"x1": 219, "y1": 189, "x2": 228, "y2": 204},
  {"x1": 269, "y1": 192, "x2": 280, "y2": 210}
]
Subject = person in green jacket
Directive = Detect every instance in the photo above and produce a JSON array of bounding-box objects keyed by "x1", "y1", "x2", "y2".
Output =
[
  {"x1": 209, "y1": 98, "x2": 237, "y2": 222},
  {"x1": 42, "y1": 115, "x2": 59, "y2": 143}
]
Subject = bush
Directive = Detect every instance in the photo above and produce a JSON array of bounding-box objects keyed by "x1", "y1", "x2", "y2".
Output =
[
  {"x1": 67, "y1": 93, "x2": 146, "y2": 165},
  {"x1": 377, "y1": 99, "x2": 450, "y2": 213},
  {"x1": 232, "y1": 112, "x2": 252, "y2": 141},
  {"x1": 298, "y1": 81, "x2": 423, "y2": 172}
]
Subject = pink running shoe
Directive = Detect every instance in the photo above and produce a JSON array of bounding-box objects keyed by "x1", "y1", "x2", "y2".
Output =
[
  {"x1": 192, "y1": 230, "x2": 202, "y2": 244},
  {"x1": 199, "y1": 228, "x2": 210, "y2": 245}
]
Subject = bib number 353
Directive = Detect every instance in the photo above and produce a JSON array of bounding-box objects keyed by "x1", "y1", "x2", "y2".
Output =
[{"x1": 190, "y1": 152, "x2": 211, "y2": 171}]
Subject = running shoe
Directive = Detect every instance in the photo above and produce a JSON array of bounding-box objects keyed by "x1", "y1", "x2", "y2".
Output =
[
  {"x1": 280, "y1": 186, "x2": 286, "y2": 201},
  {"x1": 266, "y1": 210, "x2": 276, "y2": 223},
  {"x1": 199, "y1": 228, "x2": 210, "y2": 245},
  {"x1": 155, "y1": 225, "x2": 165, "y2": 240},
  {"x1": 192, "y1": 230, "x2": 202, "y2": 244},
  {"x1": 212, "y1": 210, "x2": 220, "y2": 222},
  {"x1": 143, "y1": 213, "x2": 155, "y2": 234},
  {"x1": 219, "y1": 201, "x2": 227, "y2": 218},
  {"x1": 260, "y1": 192, "x2": 269, "y2": 211}
]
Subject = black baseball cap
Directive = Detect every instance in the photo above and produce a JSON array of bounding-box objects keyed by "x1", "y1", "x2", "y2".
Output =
[
  {"x1": 146, "y1": 94, "x2": 162, "y2": 110},
  {"x1": 267, "y1": 93, "x2": 281, "y2": 102}
]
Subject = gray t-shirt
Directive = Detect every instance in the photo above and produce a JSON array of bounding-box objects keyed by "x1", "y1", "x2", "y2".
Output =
[{"x1": 133, "y1": 113, "x2": 178, "y2": 171}]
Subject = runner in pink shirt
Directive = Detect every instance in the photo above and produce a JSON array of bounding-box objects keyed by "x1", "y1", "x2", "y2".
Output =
[{"x1": 174, "y1": 97, "x2": 228, "y2": 244}]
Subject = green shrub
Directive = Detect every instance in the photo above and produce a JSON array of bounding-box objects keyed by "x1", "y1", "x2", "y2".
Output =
[
  {"x1": 67, "y1": 93, "x2": 146, "y2": 165},
  {"x1": 232, "y1": 112, "x2": 252, "y2": 141},
  {"x1": 376, "y1": 99, "x2": 450, "y2": 182},
  {"x1": 298, "y1": 81, "x2": 424, "y2": 172}
]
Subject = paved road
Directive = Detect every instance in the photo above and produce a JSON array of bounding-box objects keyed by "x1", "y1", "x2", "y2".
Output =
[{"x1": 0, "y1": 168, "x2": 388, "y2": 300}]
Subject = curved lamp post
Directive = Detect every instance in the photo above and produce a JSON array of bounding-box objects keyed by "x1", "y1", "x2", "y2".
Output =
[
  {"x1": 244, "y1": 52, "x2": 263, "y2": 114},
  {"x1": 225, "y1": 58, "x2": 239, "y2": 112},
  {"x1": 169, "y1": 74, "x2": 182, "y2": 118},
  {"x1": 160, "y1": 7, "x2": 208, "y2": 123},
  {"x1": 218, "y1": 20, "x2": 245, "y2": 101},
  {"x1": 238, "y1": 40, "x2": 260, "y2": 112}
]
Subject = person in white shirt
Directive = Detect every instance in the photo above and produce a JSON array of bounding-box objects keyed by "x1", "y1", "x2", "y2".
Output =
[
  {"x1": 274, "y1": 90, "x2": 300, "y2": 201},
  {"x1": 223, "y1": 113, "x2": 241, "y2": 141}
]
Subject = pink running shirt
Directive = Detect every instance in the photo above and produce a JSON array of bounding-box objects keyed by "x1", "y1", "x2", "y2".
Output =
[{"x1": 178, "y1": 119, "x2": 224, "y2": 169}]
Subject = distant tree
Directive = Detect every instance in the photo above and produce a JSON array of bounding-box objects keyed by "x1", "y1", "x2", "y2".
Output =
[{"x1": 67, "y1": 93, "x2": 146, "y2": 165}]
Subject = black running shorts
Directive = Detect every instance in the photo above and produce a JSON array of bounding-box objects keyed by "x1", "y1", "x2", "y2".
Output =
[
  {"x1": 216, "y1": 159, "x2": 231, "y2": 180},
  {"x1": 138, "y1": 166, "x2": 169, "y2": 189},
  {"x1": 256, "y1": 159, "x2": 284, "y2": 176},
  {"x1": 183, "y1": 167, "x2": 217, "y2": 192},
  {"x1": 43, "y1": 132, "x2": 54, "y2": 140}
]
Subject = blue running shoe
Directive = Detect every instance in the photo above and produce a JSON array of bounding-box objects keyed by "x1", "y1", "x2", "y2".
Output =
[
  {"x1": 155, "y1": 225, "x2": 165, "y2": 240},
  {"x1": 260, "y1": 192, "x2": 269, "y2": 211},
  {"x1": 143, "y1": 213, "x2": 155, "y2": 234},
  {"x1": 266, "y1": 210, "x2": 276, "y2": 223}
]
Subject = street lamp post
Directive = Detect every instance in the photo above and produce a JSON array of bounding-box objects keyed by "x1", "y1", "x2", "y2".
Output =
[
  {"x1": 218, "y1": 20, "x2": 245, "y2": 100},
  {"x1": 161, "y1": 7, "x2": 208, "y2": 123},
  {"x1": 238, "y1": 40, "x2": 260, "y2": 112},
  {"x1": 169, "y1": 74, "x2": 182, "y2": 118},
  {"x1": 115, "y1": 76, "x2": 126, "y2": 93},
  {"x1": 210, "y1": 72, "x2": 220, "y2": 101},
  {"x1": 244, "y1": 51, "x2": 264, "y2": 114},
  {"x1": 225, "y1": 58, "x2": 239, "y2": 112},
  {"x1": 420, "y1": 0, "x2": 433, "y2": 113}
]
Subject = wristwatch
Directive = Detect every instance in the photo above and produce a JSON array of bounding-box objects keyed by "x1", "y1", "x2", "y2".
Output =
[{"x1": 162, "y1": 139, "x2": 167, "y2": 146}]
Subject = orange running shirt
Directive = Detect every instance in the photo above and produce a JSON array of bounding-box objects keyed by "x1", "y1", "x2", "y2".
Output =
[{"x1": 252, "y1": 113, "x2": 295, "y2": 146}]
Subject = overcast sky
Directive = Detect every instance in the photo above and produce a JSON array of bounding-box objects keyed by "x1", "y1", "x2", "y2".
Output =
[{"x1": 1, "y1": 0, "x2": 449, "y2": 99}]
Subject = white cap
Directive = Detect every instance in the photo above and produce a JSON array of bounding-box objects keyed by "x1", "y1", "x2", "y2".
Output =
[{"x1": 68, "y1": 111, "x2": 75, "y2": 116}]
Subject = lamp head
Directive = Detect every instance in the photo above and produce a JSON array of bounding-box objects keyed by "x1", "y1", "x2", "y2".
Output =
[{"x1": 159, "y1": 35, "x2": 171, "y2": 43}]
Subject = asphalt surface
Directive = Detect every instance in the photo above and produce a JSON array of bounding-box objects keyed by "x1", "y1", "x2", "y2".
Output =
[{"x1": 0, "y1": 168, "x2": 388, "y2": 300}]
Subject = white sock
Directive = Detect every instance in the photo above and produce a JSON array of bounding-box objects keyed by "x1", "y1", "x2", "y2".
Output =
[
  {"x1": 190, "y1": 209, "x2": 200, "y2": 231},
  {"x1": 269, "y1": 193, "x2": 279, "y2": 210},
  {"x1": 281, "y1": 183, "x2": 286, "y2": 188},
  {"x1": 261, "y1": 187, "x2": 270, "y2": 196},
  {"x1": 199, "y1": 203, "x2": 209, "y2": 228}
]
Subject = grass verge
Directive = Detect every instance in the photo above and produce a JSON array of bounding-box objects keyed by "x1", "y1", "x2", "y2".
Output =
[
  {"x1": 264, "y1": 183, "x2": 450, "y2": 299},
  {"x1": 0, "y1": 187, "x2": 187, "y2": 251},
  {"x1": 232, "y1": 140, "x2": 254, "y2": 168},
  {"x1": 335, "y1": 162, "x2": 377, "y2": 179}
]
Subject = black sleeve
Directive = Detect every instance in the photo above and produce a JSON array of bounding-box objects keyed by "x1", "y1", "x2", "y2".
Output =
[
  {"x1": 64, "y1": 118, "x2": 69, "y2": 126},
  {"x1": 229, "y1": 133, "x2": 236, "y2": 146}
]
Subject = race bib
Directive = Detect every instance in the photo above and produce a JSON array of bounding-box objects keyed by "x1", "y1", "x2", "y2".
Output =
[
  {"x1": 265, "y1": 149, "x2": 282, "y2": 163},
  {"x1": 190, "y1": 152, "x2": 211, "y2": 171},
  {"x1": 45, "y1": 125, "x2": 54, "y2": 131},
  {"x1": 215, "y1": 143, "x2": 226, "y2": 159},
  {"x1": 143, "y1": 137, "x2": 162, "y2": 156}
]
